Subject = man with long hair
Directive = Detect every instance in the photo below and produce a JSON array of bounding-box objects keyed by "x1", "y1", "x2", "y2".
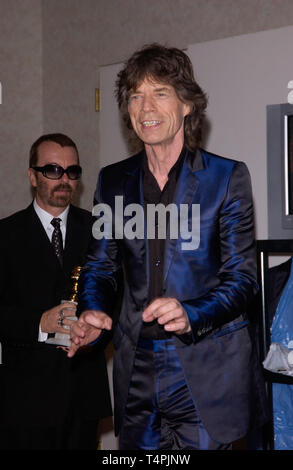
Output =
[{"x1": 69, "y1": 44, "x2": 268, "y2": 450}]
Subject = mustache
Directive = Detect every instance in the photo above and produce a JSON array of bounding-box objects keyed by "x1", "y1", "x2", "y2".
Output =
[{"x1": 52, "y1": 183, "x2": 73, "y2": 192}]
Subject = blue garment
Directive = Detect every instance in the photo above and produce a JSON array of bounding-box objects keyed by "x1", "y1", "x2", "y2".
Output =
[
  {"x1": 271, "y1": 257, "x2": 293, "y2": 449},
  {"x1": 79, "y1": 148, "x2": 268, "y2": 442},
  {"x1": 119, "y1": 337, "x2": 231, "y2": 450}
]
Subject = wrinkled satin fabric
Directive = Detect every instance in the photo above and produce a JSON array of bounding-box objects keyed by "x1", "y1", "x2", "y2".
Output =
[{"x1": 78, "y1": 148, "x2": 268, "y2": 443}]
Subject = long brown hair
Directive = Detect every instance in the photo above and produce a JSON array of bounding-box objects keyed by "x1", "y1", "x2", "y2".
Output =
[{"x1": 115, "y1": 43, "x2": 208, "y2": 151}]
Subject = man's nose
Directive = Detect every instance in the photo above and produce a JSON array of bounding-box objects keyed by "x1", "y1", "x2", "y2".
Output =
[
  {"x1": 60, "y1": 170, "x2": 70, "y2": 181},
  {"x1": 142, "y1": 94, "x2": 155, "y2": 112}
]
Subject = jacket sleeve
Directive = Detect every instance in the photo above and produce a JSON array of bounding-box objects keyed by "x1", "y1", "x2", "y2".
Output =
[
  {"x1": 77, "y1": 169, "x2": 122, "y2": 317},
  {"x1": 181, "y1": 161, "x2": 258, "y2": 341}
]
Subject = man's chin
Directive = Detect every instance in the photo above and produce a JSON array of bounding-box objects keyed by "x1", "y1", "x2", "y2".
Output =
[{"x1": 50, "y1": 195, "x2": 72, "y2": 208}]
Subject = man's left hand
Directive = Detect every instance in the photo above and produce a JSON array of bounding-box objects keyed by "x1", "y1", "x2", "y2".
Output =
[{"x1": 142, "y1": 297, "x2": 191, "y2": 335}]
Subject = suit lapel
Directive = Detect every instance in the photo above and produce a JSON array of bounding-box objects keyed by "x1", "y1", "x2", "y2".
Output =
[
  {"x1": 122, "y1": 149, "x2": 204, "y2": 300},
  {"x1": 123, "y1": 153, "x2": 144, "y2": 208},
  {"x1": 26, "y1": 203, "x2": 62, "y2": 271},
  {"x1": 64, "y1": 206, "x2": 81, "y2": 272},
  {"x1": 163, "y1": 149, "x2": 204, "y2": 283},
  {"x1": 63, "y1": 205, "x2": 93, "y2": 282},
  {"x1": 123, "y1": 152, "x2": 149, "y2": 306}
]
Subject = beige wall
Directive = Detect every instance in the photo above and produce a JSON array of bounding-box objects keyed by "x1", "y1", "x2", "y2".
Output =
[
  {"x1": 42, "y1": 0, "x2": 293, "y2": 211},
  {"x1": 1, "y1": 0, "x2": 293, "y2": 217},
  {"x1": 0, "y1": 0, "x2": 43, "y2": 218},
  {"x1": 188, "y1": 27, "x2": 293, "y2": 240}
]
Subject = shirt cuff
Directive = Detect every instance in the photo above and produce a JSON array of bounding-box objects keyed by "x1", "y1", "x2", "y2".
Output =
[{"x1": 38, "y1": 324, "x2": 48, "y2": 342}]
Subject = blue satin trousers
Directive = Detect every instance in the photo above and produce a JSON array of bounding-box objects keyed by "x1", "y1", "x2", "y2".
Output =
[{"x1": 119, "y1": 337, "x2": 231, "y2": 450}]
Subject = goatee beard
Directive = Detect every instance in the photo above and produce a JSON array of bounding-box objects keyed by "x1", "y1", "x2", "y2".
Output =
[{"x1": 50, "y1": 183, "x2": 73, "y2": 207}]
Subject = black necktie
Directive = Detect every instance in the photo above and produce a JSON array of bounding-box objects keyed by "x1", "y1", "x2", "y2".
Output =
[{"x1": 51, "y1": 218, "x2": 63, "y2": 265}]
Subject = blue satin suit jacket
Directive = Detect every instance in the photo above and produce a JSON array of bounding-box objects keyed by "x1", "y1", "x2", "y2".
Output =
[{"x1": 78, "y1": 148, "x2": 268, "y2": 443}]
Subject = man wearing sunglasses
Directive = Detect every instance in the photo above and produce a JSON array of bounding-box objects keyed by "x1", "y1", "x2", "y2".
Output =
[{"x1": 0, "y1": 133, "x2": 112, "y2": 449}]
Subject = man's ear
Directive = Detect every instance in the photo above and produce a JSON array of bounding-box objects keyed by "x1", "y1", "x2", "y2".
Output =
[
  {"x1": 28, "y1": 168, "x2": 37, "y2": 189},
  {"x1": 183, "y1": 101, "x2": 193, "y2": 118}
]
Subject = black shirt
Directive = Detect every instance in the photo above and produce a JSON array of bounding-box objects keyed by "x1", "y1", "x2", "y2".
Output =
[{"x1": 140, "y1": 147, "x2": 186, "y2": 339}]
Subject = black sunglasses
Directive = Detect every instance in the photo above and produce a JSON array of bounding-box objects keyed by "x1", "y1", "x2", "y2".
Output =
[{"x1": 31, "y1": 164, "x2": 82, "y2": 180}]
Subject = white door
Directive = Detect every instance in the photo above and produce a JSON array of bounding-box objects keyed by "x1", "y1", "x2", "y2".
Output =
[{"x1": 99, "y1": 62, "x2": 134, "y2": 169}]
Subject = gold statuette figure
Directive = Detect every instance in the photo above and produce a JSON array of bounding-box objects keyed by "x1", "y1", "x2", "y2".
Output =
[{"x1": 46, "y1": 266, "x2": 82, "y2": 347}]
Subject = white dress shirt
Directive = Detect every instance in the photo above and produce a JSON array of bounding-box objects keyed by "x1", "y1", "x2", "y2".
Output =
[
  {"x1": 33, "y1": 199, "x2": 69, "y2": 341},
  {"x1": 33, "y1": 199, "x2": 69, "y2": 248}
]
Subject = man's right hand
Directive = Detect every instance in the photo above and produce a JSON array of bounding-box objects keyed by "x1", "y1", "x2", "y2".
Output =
[
  {"x1": 67, "y1": 310, "x2": 112, "y2": 358},
  {"x1": 40, "y1": 302, "x2": 77, "y2": 335}
]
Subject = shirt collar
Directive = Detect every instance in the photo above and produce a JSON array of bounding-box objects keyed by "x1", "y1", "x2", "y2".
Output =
[
  {"x1": 33, "y1": 199, "x2": 69, "y2": 230},
  {"x1": 142, "y1": 146, "x2": 186, "y2": 181}
]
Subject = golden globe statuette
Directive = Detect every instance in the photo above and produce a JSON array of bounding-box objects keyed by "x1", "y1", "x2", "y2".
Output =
[
  {"x1": 46, "y1": 266, "x2": 81, "y2": 347},
  {"x1": 66, "y1": 265, "x2": 82, "y2": 304}
]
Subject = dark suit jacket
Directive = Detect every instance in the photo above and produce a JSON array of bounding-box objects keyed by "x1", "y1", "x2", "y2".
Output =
[
  {"x1": 0, "y1": 203, "x2": 112, "y2": 427},
  {"x1": 78, "y1": 148, "x2": 269, "y2": 443}
]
